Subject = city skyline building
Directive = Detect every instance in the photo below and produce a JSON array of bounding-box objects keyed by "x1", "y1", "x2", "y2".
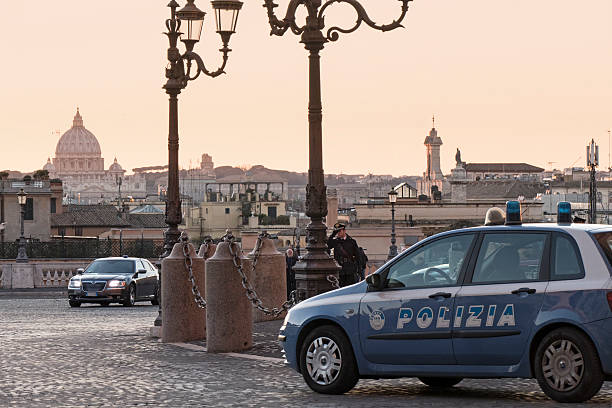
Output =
[
  {"x1": 419, "y1": 118, "x2": 445, "y2": 196},
  {"x1": 44, "y1": 109, "x2": 146, "y2": 204}
]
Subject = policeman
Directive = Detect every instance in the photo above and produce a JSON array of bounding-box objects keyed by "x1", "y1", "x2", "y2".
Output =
[{"x1": 327, "y1": 222, "x2": 360, "y2": 287}]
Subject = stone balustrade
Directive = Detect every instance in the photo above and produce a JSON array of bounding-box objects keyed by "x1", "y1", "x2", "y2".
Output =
[{"x1": 0, "y1": 261, "x2": 90, "y2": 289}]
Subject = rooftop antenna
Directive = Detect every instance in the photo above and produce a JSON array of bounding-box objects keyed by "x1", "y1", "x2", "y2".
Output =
[
  {"x1": 432, "y1": 114, "x2": 435, "y2": 128},
  {"x1": 608, "y1": 129, "x2": 610, "y2": 171}
]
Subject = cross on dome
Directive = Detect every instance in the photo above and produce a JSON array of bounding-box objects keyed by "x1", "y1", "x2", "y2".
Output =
[{"x1": 73, "y1": 107, "x2": 83, "y2": 127}]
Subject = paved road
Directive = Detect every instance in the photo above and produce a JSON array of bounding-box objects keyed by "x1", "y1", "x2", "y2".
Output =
[{"x1": 2, "y1": 298, "x2": 612, "y2": 407}]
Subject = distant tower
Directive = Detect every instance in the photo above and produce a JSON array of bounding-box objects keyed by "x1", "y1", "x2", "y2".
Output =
[
  {"x1": 419, "y1": 116, "x2": 444, "y2": 196},
  {"x1": 425, "y1": 116, "x2": 443, "y2": 180},
  {"x1": 200, "y1": 153, "x2": 215, "y2": 178}
]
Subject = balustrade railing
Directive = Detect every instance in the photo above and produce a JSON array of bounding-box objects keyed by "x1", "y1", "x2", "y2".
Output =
[{"x1": 0, "y1": 238, "x2": 165, "y2": 260}]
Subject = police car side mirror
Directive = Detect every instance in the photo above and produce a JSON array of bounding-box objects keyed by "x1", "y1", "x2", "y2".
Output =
[
  {"x1": 76, "y1": 268, "x2": 84, "y2": 275},
  {"x1": 366, "y1": 274, "x2": 383, "y2": 290}
]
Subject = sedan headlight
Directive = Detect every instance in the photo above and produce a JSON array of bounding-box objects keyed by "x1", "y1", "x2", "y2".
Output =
[
  {"x1": 108, "y1": 280, "x2": 126, "y2": 288},
  {"x1": 68, "y1": 279, "x2": 81, "y2": 288}
]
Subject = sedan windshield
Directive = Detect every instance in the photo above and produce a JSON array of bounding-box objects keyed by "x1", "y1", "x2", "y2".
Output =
[{"x1": 84, "y1": 260, "x2": 135, "y2": 275}]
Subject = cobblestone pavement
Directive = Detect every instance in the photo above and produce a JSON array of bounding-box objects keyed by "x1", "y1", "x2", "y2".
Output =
[{"x1": 2, "y1": 298, "x2": 612, "y2": 407}]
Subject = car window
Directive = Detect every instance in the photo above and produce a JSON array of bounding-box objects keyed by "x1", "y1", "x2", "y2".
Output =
[
  {"x1": 385, "y1": 234, "x2": 475, "y2": 289},
  {"x1": 593, "y1": 232, "x2": 612, "y2": 269},
  {"x1": 472, "y1": 233, "x2": 547, "y2": 284},
  {"x1": 136, "y1": 260, "x2": 145, "y2": 271},
  {"x1": 84, "y1": 260, "x2": 135, "y2": 275},
  {"x1": 552, "y1": 234, "x2": 584, "y2": 280},
  {"x1": 145, "y1": 260, "x2": 156, "y2": 272}
]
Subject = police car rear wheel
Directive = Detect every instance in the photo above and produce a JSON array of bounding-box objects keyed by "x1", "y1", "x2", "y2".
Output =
[
  {"x1": 534, "y1": 328, "x2": 603, "y2": 403},
  {"x1": 418, "y1": 377, "x2": 463, "y2": 388},
  {"x1": 299, "y1": 325, "x2": 358, "y2": 394}
]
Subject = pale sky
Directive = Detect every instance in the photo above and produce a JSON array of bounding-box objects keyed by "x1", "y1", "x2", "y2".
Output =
[{"x1": 1, "y1": 1, "x2": 610, "y2": 176}]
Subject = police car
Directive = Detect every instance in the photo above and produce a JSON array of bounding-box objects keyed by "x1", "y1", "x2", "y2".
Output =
[{"x1": 279, "y1": 201, "x2": 612, "y2": 403}]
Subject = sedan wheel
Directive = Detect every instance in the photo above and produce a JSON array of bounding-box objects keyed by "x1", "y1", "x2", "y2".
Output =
[
  {"x1": 299, "y1": 325, "x2": 358, "y2": 394},
  {"x1": 69, "y1": 300, "x2": 81, "y2": 308},
  {"x1": 122, "y1": 285, "x2": 135, "y2": 307}
]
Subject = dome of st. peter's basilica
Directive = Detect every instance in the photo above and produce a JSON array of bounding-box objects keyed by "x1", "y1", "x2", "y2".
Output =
[{"x1": 55, "y1": 108, "x2": 102, "y2": 157}]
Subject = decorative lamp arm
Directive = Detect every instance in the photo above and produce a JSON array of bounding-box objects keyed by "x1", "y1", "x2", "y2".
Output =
[
  {"x1": 262, "y1": 0, "x2": 307, "y2": 36},
  {"x1": 183, "y1": 48, "x2": 229, "y2": 80},
  {"x1": 319, "y1": 0, "x2": 412, "y2": 42}
]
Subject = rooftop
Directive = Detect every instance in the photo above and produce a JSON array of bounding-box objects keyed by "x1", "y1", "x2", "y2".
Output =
[{"x1": 465, "y1": 163, "x2": 545, "y2": 173}]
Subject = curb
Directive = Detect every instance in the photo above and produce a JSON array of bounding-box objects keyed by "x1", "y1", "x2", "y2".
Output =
[{"x1": 0, "y1": 288, "x2": 66, "y2": 298}]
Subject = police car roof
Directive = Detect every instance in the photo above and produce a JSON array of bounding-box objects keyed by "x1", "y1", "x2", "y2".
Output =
[{"x1": 455, "y1": 223, "x2": 612, "y2": 234}]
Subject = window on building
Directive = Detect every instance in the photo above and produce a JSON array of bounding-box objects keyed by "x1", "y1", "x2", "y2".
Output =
[
  {"x1": 225, "y1": 208, "x2": 230, "y2": 214},
  {"x1": 50, "y1": 198, "x2": 57, "y2": 214},
  {"x1": 58, "y1": 227, "x2": 66, "y2": 236},
  {"x1": 74, "y1": 226, "x2": 83, "y2": 236},
  {"x1": 24, "y1": 198, "x2": 34, "y2": 221}
]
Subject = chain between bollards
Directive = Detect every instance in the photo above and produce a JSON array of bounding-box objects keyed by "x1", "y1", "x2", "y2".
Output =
[
  {"x1": 224, "y1": 230, "x2": 297, "y2": 317},
  {"x1": 182, "y1": 239, "x2": 207, "y2": 309},
  {"x1": 326, "y1": 274, "x2": 340, "y2": 289}
]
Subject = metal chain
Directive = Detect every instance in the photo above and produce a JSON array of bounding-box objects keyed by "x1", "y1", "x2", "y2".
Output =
[
  {"x1": 224, "y1": 231, "x2": 296, "y2": 317},
  {"x1": 327, "y1": 274, "x2": 340, "y2": 289},
  {"x1": 182, "y1": 240, "x2": 207, "y2": 309},
  {"x1": 201, "y1": 236, "x2": 214, "y2": 260}
]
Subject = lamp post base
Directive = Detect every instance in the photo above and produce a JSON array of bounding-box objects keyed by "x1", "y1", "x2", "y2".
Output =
[
  {"x1": 16, "y1": 237, "x2": 28, "y2": 263},
  {"x1": 387, "y1": 245, "x2": 398, "y2": 261},
  {"x1": 293, "y1": 219, "x2": 340, "y2": 300}
]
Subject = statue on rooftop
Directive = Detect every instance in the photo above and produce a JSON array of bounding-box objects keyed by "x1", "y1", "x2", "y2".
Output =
[{"x1": 455, "y1": 148, "x2": 464, "y2": 168}]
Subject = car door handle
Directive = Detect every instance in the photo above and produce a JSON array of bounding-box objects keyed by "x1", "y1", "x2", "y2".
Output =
[
  {"x1": 428, "y1": 292, "x2": 452, "y2": 299},
  {"x1": 511, "y1": 287, "x2": 536, "y2": 295}
]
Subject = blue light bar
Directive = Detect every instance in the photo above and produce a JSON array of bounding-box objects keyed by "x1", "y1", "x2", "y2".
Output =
[
  {"x1": 505, "y1": 201, "x2": 522, "y2": 225},
  {"x1": 557, "y1": 201, "x2": 572, "y2": 224}
]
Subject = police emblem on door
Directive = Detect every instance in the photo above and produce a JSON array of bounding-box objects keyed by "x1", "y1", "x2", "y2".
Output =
[{"x1": 369, "y1": 310, "x2": 385, "y2": 331}]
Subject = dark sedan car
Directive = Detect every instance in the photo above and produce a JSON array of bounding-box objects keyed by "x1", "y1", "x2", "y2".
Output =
[{"x1": 68, "y1": 256, "x2": 159, "y2": 307}]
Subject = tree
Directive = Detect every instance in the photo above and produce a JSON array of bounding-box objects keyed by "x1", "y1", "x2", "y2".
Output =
[
  {"x1": 0, "y1": 172, "x2": 8, "y2": 180},
  {"x1": 32, "y1": 169, "x2": 49, "y2": 180}
]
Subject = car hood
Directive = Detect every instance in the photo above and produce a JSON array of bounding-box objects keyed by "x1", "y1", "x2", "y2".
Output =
[
  {"x1": 294, "y1": 280, "x2": 368, "y2": 307},
  {"x1": 79, "y1": 274, "x2": 129, "y2": 280}
]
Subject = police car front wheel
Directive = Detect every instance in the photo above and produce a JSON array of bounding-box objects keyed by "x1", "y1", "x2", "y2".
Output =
[
  {"x1": 299, "y1": 325, "x2": 358, "y2": 394},
  {"x1": 534, "y1": 327, "x2": 604, "y2": 403}
]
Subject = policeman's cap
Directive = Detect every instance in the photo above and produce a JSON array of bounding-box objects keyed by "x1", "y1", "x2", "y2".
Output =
[
  {"x1": 484, "y1": 207, "x2": 506, "y2": 226},
  {"x1": 333, "y1": 222, "x2": 346, "y2": 230}
]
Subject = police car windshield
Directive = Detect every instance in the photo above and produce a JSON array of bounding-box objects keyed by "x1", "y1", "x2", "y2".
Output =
[
  {"x1": 84, "y1": 260, "x2": 135, "y2": 275},
  {"x1": 593, "y1": 232, "x2": 612, "y2": 269}
]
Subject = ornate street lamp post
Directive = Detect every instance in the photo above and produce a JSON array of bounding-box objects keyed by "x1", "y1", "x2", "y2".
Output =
[
  {"x1": 155, "y1": 0, "x2": 243, "y2": 327},
  {"x1": 262, "y1": 0, "x2": 413, "y2": 299},
  {"x1": 387, "y1": 189, "x2": 398, "y2": 260},
  {"x1": 16, "y1": 188, "x2": 28, "y2": 263}
]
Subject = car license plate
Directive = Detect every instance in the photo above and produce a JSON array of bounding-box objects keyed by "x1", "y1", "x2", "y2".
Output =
[{"x1": 86, "y1": 292, "x2": 97, "y2": 297}]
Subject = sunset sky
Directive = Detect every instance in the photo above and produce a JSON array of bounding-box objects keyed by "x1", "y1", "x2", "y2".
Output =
[{"x1": 1, "y1": 0, "x2": 610, "y2": 176}]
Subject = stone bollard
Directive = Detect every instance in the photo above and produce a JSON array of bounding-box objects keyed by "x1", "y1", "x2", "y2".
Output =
[
  {"x1": 205, "y1": 241, "x2": 253, "y2": 353},
  {"x1": 248, "y1": 236, "x2": 287, "y2": 322},
  {"x1": 161, "y1": 241, "x2": 206, "y2": 343}
]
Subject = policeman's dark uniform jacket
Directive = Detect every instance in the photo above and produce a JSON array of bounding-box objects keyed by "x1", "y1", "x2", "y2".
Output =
[{"x1": 327, "y1": 223, "x2": 360, "y2": 287}]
